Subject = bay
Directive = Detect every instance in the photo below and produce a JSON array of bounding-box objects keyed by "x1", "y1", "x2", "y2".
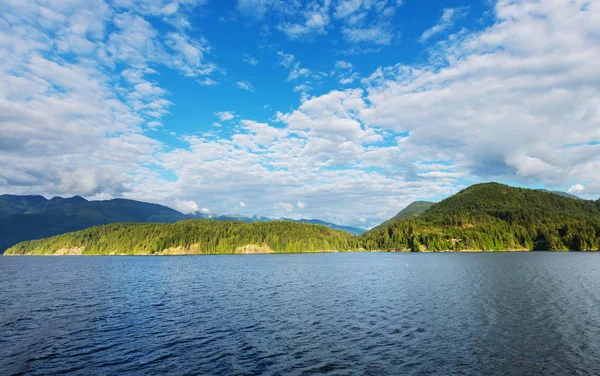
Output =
[{"x1": 1, "y1": 252, "x2": 600, "y2": 375}]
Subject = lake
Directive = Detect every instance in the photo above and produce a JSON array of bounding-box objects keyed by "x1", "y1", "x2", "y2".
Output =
[{"x1": 1, "y1": 252, "x2": 600, "y2": 375}]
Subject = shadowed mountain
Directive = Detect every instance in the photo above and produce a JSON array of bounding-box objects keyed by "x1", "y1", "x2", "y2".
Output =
[
  {"x1": 0, "y1": 194, "x2": 87, "y2": 220},
  {"x1": 0, "y1": 196, "x2": 187, "y2": 252}
]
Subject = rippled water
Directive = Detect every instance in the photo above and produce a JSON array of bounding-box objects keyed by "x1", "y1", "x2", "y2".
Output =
[{"x1": 1, "y1": 253, "x2": 600, "y2": 375}]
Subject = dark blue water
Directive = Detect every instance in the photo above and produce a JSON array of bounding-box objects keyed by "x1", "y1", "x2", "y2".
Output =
[{"x1": 1, "y1": 253, "x2": 600, "y2": 375}]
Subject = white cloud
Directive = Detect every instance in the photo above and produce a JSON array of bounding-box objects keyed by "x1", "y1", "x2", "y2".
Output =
[
  {"x1": 419, "y1": 7, "x2": 469, "y2": 43},
  {"x1": 276, "y1": 51, "x2": 319, "y2": 81},
  {"x1": 277, "y1": 5, "x2": 330, "y2": 40},
  {"x1": 275, "y1": 202, "x2": 294, "y2": 212},
  {"x1": 242, "y1": 54, "x2": 259, "y2": 65},
  {"x1": 240, "y1": 201, "x2": 246, "y2": 207},
  {"x1": 360, "y1": 0, "x2": 600, "y2": 192},
  {"x1": 335, "y1": 60, "x2": 353, "y2": 70},
  {"x1": 568, "y1": 184, "x2": 585, "y2": 194},
  {"x1": 237, "y1": 0, "x2": 402, "y2": 48},
  {"x1": 0, "y1": 0, "x2": 215, "y2": 199},
  {"x1": 236, "y1": 80, "x2": 255, "y2": 91},
  {"x1": 174, "y1": 198, "x2": 199, "y2": 213},
  {"x1": 143, "y1": 0, "x2": 600, "y2": 228},
  {"x1": 214, "y1": 111, "x2": 236, "y2": 121},
  {"x1": 342, "y1": 25, "x2": 393, "y2": 45},
  {"x1": 297, "y1": 200, "x2": 307, "y2": 209}
]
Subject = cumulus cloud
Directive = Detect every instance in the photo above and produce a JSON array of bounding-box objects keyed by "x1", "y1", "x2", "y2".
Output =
[
  {"x1": 214, "y1": 111, "x2": 236, "y2": 121},
  {"x1": 297, "y1": 201, "x2": 307, "y2": 209},
  {"x1": 174, "y1": 199, "x2": 200, "y2": 213},
  {"x1": 568, "y1": 184, "x2": 585, "y2": 194},
  {"x1": 240, "y1": 201, "x2": 247, "y2": 207},
  {"x1": 237, "y1": 0, "x2": 402, "y2": 48},
  {"x1": 275, "y1": 202, "x2": 294, "y2": 213},
  {"x1": 360, "y1": 0, "x2": 600, "y2": 193},
  {"x1": 146, "y1": 0, "x2": 600, "y2": 228},
  {"x1": 0, "y1": 0, "x2": 215, "y2": 199}
]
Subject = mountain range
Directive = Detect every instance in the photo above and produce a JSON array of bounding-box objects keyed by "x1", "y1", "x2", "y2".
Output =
[{"x1": 5, "y1": 183, "x2": 599, "y2": 255}]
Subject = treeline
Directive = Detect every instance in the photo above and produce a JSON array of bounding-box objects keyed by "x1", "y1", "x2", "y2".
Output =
[
  {"x1": 361, "y1": 183, "x2": 600, "y2": 251},
  {"x1": 361, "y1": 217, "x2": 600, "y2": 251},
  {"x1": 5, "y1": 220, "x2": 355, "y2": 255}
]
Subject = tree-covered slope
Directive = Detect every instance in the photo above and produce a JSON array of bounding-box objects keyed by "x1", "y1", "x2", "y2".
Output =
[
  {"x1": 0, "y1": 198, "x2": 187, "y2": 252},
  {"x1": 361, "y1": 183, "x2": 600, "y2": 252},
  {"x1": 5, "y1": 220, "x2": 354, "y2": 255}
]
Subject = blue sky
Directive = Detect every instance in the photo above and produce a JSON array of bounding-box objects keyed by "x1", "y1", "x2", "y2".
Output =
[{"x1": 1, "y1": 0, "x2": 599, "y2": 228}]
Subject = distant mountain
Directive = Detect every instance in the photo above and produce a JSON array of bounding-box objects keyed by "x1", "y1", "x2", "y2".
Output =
[
  {"x1": 0, "y1": 196, "x2": 187, "y2": 252},
  {"x1": 283, "y1": 218, "x2": 366, "y2": 235},
  {"x1": 187, "y1": 211, "x2": 365, "y2": 234},
  {"x1": 372, "y1": 201, "x2": 434, "y2": 231},
  {"x1": 536, "y1": 189, "x2": 581, "y2": 200},
  {"x1": 0, "y1": 194, "x2": 87, "y2": 220},
  {"x1": 188, "y1": 212, "x2": 256, "y2": 222}
]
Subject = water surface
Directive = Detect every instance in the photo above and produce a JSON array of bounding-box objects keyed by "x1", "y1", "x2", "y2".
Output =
[{"x1": 1, "y1": 252, "x2": 600, "y2": 375}]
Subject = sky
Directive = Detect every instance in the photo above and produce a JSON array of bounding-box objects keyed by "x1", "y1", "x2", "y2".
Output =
[{"x1": 1, "y1": 0, "x2": 599, "y2": 228}]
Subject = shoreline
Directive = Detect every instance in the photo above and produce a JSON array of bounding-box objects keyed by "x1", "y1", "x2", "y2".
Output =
[{"x1": 4, "y1": 249, "x2": 598, "y2": 256}]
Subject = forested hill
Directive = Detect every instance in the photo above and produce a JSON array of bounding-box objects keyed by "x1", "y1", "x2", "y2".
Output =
[
  {"x1": 421, "y1": 183, "x2": 598, "y2": 222},
  {"x1": 362, "y1": 183, "x2": 600, "y2": 252},
  {"x1": 5, "y1": 220, "x2": 354, "y2": 255}
]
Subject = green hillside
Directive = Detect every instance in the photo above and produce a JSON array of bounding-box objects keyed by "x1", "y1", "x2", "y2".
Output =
[
  {"x1": 5, "y1": 220, "x2": 354, "y2": 255},
  {"x1": 0, "y1": 198, "x2": 187, "y2": 252},
  {"x1": 361, "y1": 183, "x2": 600, "y2": 252}
]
